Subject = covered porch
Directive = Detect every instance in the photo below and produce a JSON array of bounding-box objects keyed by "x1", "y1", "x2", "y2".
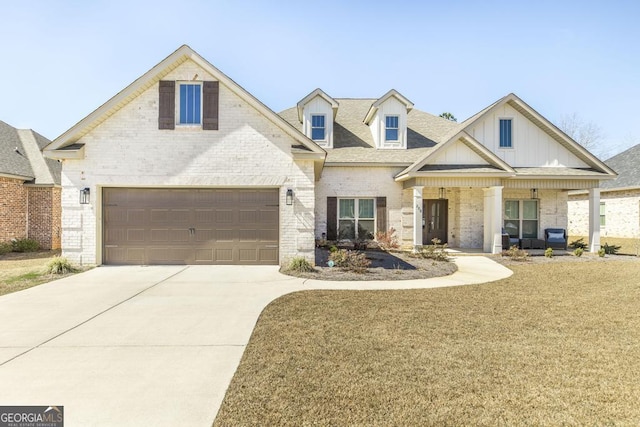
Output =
[{"x1": 400, "y1": 177, "x2": 604, "y2": 254}]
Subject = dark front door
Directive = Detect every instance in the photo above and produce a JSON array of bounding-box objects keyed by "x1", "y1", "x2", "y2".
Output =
[{"x1": 423, "y1": 199, "x2": 448, "y2": 244}]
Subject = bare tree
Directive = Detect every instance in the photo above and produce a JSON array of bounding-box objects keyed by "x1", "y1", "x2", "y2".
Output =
[
  {"x1": 439, "y1": 112, "x2": 457, "y2": 122},
  {"x1": 557, "y1": 113, "x2": 603, "y2": 153}
]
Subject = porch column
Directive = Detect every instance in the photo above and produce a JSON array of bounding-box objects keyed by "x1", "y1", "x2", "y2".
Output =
[
  {"x1": 588, "y1": 188, "x2": 601, "y2": 253},
  {"x1": 412, "y1": 186, "x2": 424, "y2": 250},
  {"x1": 483, "y1": 186, "x2": 503, "y2": 254}
]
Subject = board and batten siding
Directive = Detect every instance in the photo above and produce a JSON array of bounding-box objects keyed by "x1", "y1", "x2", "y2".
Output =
[
  {"x1": 466, "y1": 103, "x2": 589, "y2": 168},
  {"x1": 301, "y1": 96, "x2": 334, "y2": 148},
  {"x1": 429, "y1": 139, "x2": 489, "y2": 165}
]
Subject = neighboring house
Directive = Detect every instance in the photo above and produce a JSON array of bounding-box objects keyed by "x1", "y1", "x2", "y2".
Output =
[
  {"x1": 0, "y1": 120, "x2": 61, "y2": 249},
  {"x1": 569, "y1": 143, "x2": 640, "y2": 240},
  {"x1": 43, "y1": 45, "x2": 615, "y2": 266}
]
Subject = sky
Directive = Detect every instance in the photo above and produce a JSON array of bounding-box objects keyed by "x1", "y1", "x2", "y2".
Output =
[{"x1": 1, "y1": 0, "x2": 639, "y2": 159}]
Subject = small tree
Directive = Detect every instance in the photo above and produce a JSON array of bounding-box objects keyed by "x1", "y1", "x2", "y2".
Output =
[{"x1": 439, "y1": 112, "x2": 457, "y2": 122}]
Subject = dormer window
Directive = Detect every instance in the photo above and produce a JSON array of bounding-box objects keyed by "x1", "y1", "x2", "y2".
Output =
[
  {"x1": 385, "y1": 116, "x2": 399, "y2": 142},
  {"x1": 311, "y1": 115, "x2": 326, "y2": 141},
  {"x1": 178, "y1": 83, "x2": 202, "y2": 125}
]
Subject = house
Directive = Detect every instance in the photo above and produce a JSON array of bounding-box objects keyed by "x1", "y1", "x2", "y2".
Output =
[
  {"x1": 569, "y1": 144, "x2": 640, "y2": 240},
  {"x1": 43, "y1": 45, "x2": 615, "y2": 266},
  {"x1": 0, "y1": 120, "x2": 61, "y2": 249}
]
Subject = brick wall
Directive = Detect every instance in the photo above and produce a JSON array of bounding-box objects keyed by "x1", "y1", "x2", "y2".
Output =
[
  {"x1": 61, "y1": 60, "x2": 315, "y2": 265},
  {"x1": 0, "y1": 176, "x2": 28, "y2": 243},
  {"x1": 26, "y1": 186, "x2": 62, "y2": 249},
  {"x1": 569, "y1": 190, "x2": 640, "y2": 238}
]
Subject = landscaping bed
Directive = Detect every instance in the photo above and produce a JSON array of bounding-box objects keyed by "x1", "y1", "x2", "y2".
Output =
[{"x1": 282, "y1": 248, "x2": 457, "y2": 281}]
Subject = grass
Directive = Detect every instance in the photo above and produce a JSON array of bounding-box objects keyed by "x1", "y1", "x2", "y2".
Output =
[
  {"x1": 0, "y1": 250, "x2": 82, "y2": 296},
  {"x1": 214, "y1": 260, "x2": 640, "y2": 426},
  {"x1": 570, "y1": 235, "x2": 640, "y2": 256}
]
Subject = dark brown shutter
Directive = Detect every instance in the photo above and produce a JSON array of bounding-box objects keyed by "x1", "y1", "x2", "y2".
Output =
[
  {"x1": 203, "y1": 81, "x2": 219, "y2": 130},
  {"x1": 158, "y1": 80, "x2": 175, "y2": 130},
  {"x1": 327, "y1": 197, "x2": 337, "y2": 240},
  {"x1": 376, "y1": 197, "x2": 387, "y2": 234}
]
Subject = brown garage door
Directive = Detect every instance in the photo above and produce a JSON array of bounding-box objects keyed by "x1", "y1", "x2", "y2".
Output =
[{"x1": 103, "y1": 188, "x2": 279, "y2": 265}]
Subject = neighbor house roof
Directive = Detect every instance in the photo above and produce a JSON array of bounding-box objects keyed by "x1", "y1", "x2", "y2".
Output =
[
  {"x1": 600, "y1": 143, "x2": 640, "y2": 189},
  {"x1": 279, "y1": 98, "x2": 458, "y2": 165},
  {"x1": 0, "y1": 120, "x2": 60, "y2": 185}
]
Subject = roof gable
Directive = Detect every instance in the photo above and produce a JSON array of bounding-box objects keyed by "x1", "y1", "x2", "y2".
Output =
[
  {"x1": 296, "y1": 88, "x2": 339, "y2": 122},
  {"x1": 44, "y1": 45, "x2": 325, "y2": 158},
  {"x1": 364, "y1": 89, "x2": 414, "y2": 125},
  {"x1": 461, "y1": 93, "x2": 615, "y2": 176}
]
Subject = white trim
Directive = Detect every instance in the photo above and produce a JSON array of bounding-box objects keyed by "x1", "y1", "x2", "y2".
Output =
[
  {"x1": 384, "y1": 114, "x2": 400, "y2": 144},
  {"x1": 497, "y1": 116, "x2": 514, "y2": 149},
  {"x1": 175, "y1": 81, "x2": 203, "y2": 127},
  {"x1": 310, "y1": 113, "x2": 328, "y2": 144}
]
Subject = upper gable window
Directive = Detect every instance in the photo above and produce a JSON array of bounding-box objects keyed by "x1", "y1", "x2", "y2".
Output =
[
  {"x1": 179, "y1": 83, "x2": 202, "y2": 125},
  {"x1": 311, "y1": 114, "x2": 326, "y2": 141},
  {"x1": 385, "y1": 116, "x2": 399, "y2": 141},
  {"x1": 499, "y1": 118, "x2": 512, "y2": 148}
]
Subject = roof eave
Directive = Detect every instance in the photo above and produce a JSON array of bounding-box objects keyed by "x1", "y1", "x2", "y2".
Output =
[{"x1": 44, "y1": 145, "x2": 86, "y2": 160}]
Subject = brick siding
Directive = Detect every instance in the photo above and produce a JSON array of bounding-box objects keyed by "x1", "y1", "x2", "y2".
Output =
[{"x1": 0, "y1": 176, "x2": 28, "y2": 242}]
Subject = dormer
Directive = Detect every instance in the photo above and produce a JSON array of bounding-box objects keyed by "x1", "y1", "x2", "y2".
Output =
[
  {"x1": 297, "y1": 89, "x2": 339, "y2": 149},
  {"x1": 364, "y1": 90, "x2": 413, "y2": 149}
]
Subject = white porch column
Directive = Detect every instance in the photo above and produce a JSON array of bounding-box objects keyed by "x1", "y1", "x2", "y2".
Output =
[
  {"x1": 588, "y1": 188, "x2": 601, "y2": 253},
  {"x1": 483, "y1": 186, "x2": 503, "y2": 254},
  {"x1": 412, "y1": 186, "x2": 424, "y2": 250}
]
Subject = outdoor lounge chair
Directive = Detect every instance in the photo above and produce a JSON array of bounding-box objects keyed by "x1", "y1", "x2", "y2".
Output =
[{"x1": 545, "y1": 228, "x2": 567, "y2": 250}]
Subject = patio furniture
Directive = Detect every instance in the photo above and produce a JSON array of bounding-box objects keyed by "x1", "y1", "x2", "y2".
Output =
[{"x1": 545, "y1": 228, "x2": 567, "y2": 250}]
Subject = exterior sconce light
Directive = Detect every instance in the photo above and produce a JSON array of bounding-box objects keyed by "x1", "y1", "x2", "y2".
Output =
[
  {"x1": 286, "y1": 188, "x2": 294, "y2": 206},
  {"x1": 438, "y1": 187, "x2": 446, "y2": 200},
  {"x1": 530, "y1": 188, "x2": 538, "y2": 199},
  {"x1": 80, "y1": 187, "x2": 90, "y2": 204}
]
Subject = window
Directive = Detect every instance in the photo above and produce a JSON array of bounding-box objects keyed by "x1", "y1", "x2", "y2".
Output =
[
  {"x1": 499, "y1": 118, "x2": 512, "y2": 148},
  {"x1": 600, "y1": 202, "x2": 606, "y2": 227},
  {"x1": 338, "y1": 198, "x2": 375, "y2": 240},
  {"x1": 179, "y1": 83, "x2": 202, "y2": 125},
  {"x1": 311, "y1": 115, "x2": 326, "y2": 141},
  {"x1": 504, "y1": 199, "x2": 538, "y2": 239},
  {"x1": 385, "y1": 116, "x2": 399, "y2": 141}
]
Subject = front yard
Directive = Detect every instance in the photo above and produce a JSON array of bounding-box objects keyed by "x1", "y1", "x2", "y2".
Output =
[
  {"x1": 0, "y1": 250, "x2": 80, "y2": 296},
  {"x1": 214, "y1": 259, "x2": 640, "y2": 426}
]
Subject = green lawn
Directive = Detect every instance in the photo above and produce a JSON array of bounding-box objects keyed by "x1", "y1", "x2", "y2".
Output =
[{"x1": 214, "y1": 260, "x2": 640, "y2": 426}]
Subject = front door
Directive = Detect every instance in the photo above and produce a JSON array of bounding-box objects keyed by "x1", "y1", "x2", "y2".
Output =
[{"x1": 423, "y1": 199, "x2": 448, "y2": 244}]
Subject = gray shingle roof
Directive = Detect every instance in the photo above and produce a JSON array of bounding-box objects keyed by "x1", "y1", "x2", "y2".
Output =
[
  {"x1": 279, "y1": 99, "x2": 459, "y2": 164},
  {"x1": 0, "y1": 120, "x2": 60, "y2": 184},
  {"x1": 513, "y1": 167, "x2": 608, "y2": 177},
  {"x1": 601, "y1": 144, "x2": 640, "y2": 189}
]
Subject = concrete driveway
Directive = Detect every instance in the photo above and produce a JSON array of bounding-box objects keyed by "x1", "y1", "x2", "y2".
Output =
[{"x1": 0, "y1": 257, "x2": 511, "y2": 426}]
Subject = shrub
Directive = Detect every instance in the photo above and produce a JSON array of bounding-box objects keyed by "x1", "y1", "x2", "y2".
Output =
[
  {"x1": 602, "y1": 243, "x2": 620, "y2": 255},
  {"x1": 545, "y1": 247, "x2": 554, "y2": 258},
  {"x1": 287, "y1": 257, "x2": 315, "y2": 273},
  {"x1": 598, "y1": 248, "x2": 606, "y2": 257},
  {"x1": 375, "y1": 228, "x2": 400, "y2": 252},
  {"x1": 411, "y1": 238, "x2": 450, "y2": 262},
  {"x1": 502, "y1": 245, "x2": 529, "y2": 261},
  {"x1": 569, "y1": 238, "x2": 588, "y2": 250},
  {"x1": 11, "y1": 238, "x2": 40, "y2": 253},
  {"x1": 329, "y1": 245, "x2": 338, "y2": 253},
  {"x1": 0, "y1": 242, "x2": 12, "y2": 255},
  {"x1": 573, "y1": 248, "x2": 584, "y2": 257},
  {"x1": 45, "y1": 257, "x2": 78, "y2": 275},
  {"x1": 328, "y1": 249, "x2": 371, "y2": 273}
]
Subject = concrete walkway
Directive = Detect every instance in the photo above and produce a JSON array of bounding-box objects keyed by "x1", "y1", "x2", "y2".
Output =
[{"x1": 0, "y1": 256, "x2": 511, "y2": 426}]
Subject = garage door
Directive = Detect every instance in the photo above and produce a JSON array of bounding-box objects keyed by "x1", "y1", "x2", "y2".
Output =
[{"x1": 103, "y1": 188, "x2": 279, "y2": 265}]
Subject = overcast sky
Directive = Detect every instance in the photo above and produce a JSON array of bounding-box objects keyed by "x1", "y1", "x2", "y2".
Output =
[{"x1": 1, "y1": 0, "x2": 638, "y2": 158}]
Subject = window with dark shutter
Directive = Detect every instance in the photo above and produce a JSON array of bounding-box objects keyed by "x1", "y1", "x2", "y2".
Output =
[
  {"x1": 158, "y1": 80, "x2": 175, "y2": 130},
  {"x1": 376, "y1": 197, "x2": 387, "y2": 234},
  {"x1": 326, "y1": 197, "x2": 337, "y2": 240},
  {"x1": 203, "y1": 81, "x2": 219, "y2": 130}
]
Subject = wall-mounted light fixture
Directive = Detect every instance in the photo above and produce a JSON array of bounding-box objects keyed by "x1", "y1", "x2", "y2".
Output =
[
  {"x1": 79, "y1": 187, "x2": 90, "y2": 204},
  {"x1": 286, "y1": 188, "x2": 294, "y2": 206},
  {"x1": 530, "y1": 188, "x2": 538, "y2": 199},
  {"x1": 438, "y1": 187, "x2": 446, "y2": 200}
]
